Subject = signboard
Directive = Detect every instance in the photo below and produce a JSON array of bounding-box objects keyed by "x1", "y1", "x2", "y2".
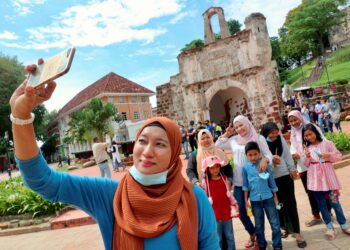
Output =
[
  {"x1": 315, "y1": 87, "x2": 323, "y2": 96},
  {"x1": 329, "y1": 83, "x2": 337, "y2": 93}
]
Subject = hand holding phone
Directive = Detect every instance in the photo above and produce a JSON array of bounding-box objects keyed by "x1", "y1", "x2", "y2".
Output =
[{"x1": 27, "y1": 48, "x2": 75, "y2": 88}]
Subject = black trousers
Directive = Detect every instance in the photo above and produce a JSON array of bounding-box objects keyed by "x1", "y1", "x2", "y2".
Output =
[
  {"x1": 300, "y1": 171, "x2": 331, "y2": 216},
  {"x1": 188, "y1": 137, "x2": 197, "y2": 152},
  {"x1": 275, "y1": 175, "x2": 300, "y2": 233}
]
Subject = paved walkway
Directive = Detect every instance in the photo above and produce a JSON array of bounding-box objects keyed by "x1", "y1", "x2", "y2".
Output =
[{"x1": 0, "y1": 122, "x2": 350, "y2": 249}]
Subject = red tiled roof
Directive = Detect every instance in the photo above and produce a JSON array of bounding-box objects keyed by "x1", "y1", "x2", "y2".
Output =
[{"x1": 57, "y1": 72, "x2": 154, "y2": 117}]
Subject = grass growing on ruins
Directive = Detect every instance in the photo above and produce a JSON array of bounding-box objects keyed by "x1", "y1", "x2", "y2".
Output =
[{"x1": 312, "y1": 60, "x2": 350, "y2": 86}]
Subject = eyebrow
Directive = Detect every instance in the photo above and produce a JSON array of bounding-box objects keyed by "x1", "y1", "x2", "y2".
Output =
[{"x1": 139, "y1": 135, "x2": 169, "y2": 144}]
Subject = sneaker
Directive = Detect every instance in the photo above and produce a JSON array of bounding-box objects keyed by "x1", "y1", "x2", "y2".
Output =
[{"x1": 305, "y1": 218, "x2": 323, "y2": 227}]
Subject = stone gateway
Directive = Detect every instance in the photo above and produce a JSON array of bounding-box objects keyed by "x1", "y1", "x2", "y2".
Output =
[{"x1": 156, "y1": 7, "x2": 284, "y2": 128}]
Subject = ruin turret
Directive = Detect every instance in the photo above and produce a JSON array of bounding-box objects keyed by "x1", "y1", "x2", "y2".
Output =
[{"x1": 203, "y1": 7, "x2": 230, "y2": 44}]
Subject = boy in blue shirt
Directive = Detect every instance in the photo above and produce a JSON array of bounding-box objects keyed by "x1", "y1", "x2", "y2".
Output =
[{"x1": 242, "y1": 141, "x2": 282, "y2": 250}]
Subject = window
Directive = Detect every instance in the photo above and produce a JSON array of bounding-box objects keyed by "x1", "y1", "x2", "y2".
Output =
[
  {"x1": 131, "y1": 96, "x2": 137, "y2": 103},
  {"x1": 121, "y1": 112, "x2": 127, "y2": 120},
  {"x1": 108, "y1": 96, "x2": 114, "y2": 104},
  {"x1": 141, "y1": 96, "x2": 147, "y2": 103},
  {"x1": 119, "y1": 96, "x2": 125, "y2": 103},
  {"x1": 134, "y1": 111, "x2": 139, "y2": 120}
]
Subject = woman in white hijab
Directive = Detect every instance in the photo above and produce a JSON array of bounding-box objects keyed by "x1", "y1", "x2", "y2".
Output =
[{"x1": 215, "y1": 115, "x2": 272, "y2": 248}]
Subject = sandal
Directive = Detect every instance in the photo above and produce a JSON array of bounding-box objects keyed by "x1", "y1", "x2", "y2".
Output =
[
  {"x1": 325, "y1": 229, "x2": 337, "y2": 241},
  {"x1": 281, "y1": 230, "x2": 289, "y2": 238},
  {"x1": 343, "y1": 227, "x2": 350, "y2": 235},
  {"x1": 305, "y1": 218, "x2": 323, "y2": 227},
  {"x1": 244, "y1": 235, "x2": 256, "y2": 248},
  {"x1": 296, "y1": 240, "x2": 307, "y2": 248}
]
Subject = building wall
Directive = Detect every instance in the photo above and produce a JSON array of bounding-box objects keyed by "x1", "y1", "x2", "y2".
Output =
[{"x1": 156, "y1": 10, "x2": 283, "y2": 129}]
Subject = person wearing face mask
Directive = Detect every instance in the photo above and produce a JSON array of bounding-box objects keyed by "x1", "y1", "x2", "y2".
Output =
[
  {"x1": 10, "y1": 61, "x2": 220, "y2": 250},
  {"x1": 261, "y1": 122, "x2": 307, "y2": 248},
  {"x1": 215, "y1": 115, "x2": 272, "y2": 249}
]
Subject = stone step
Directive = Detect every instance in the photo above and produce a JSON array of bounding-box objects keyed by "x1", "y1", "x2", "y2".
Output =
[
  {"x1": 0, "y1": 222, "x2": 51, "y2": 237},
  {"x1": 51, "y1": 209, "x2": 96, "y2": 230}
]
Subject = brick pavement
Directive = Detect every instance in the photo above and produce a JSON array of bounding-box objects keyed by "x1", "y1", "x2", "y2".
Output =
[{"x1": 0, "y1": 122, "x2": 350, "y2": 249}]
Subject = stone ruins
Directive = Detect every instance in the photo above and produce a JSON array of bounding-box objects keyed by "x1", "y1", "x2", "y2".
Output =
[{"x1": 156, "y1": 7, "x2": 284, "y2": 128}]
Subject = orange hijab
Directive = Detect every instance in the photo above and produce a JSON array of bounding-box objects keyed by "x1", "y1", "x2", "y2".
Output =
[{"x1": 113, "y1": 117, "x2": 198, "y2": 250}]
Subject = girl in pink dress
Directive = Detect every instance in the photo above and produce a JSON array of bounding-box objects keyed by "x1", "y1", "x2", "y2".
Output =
[{"x1": 302, "y1": 123, "x2": 350, "y2": 240}]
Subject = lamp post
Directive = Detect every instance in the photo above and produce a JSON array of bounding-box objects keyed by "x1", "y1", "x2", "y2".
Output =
[
  {"x1": 321, "y1": 56, "x2": 330, "y2": 85},
  {"x1": 4, "y1": 131, "x2": 11, "y2": 179}
]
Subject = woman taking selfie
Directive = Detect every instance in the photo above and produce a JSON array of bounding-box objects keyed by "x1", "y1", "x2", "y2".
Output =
[{"x1": 10, "y1": 62, "x2": 219, "y2": 250}]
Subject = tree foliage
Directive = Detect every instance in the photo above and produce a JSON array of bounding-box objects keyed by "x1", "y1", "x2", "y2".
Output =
[
  {"x1": 270, "y1": 36, "x2": 291, "y2": 82},
  {"x1": 280, "y1": 0, "x2": 347, "y2": 60},
  {"x1": 64, "y1": 98, "x2": 118, "y2": 144},
  {"x1": 0, "y1": 55, "x2": 26, "y2": 140},
  {"x1": 181, "y1": 19, "x2": 242, "y2": 51}
]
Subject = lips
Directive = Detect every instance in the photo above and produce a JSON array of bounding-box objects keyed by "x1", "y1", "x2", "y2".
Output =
[{"x1": 140, "y1": 159, "x2": 155, "y2": 168}]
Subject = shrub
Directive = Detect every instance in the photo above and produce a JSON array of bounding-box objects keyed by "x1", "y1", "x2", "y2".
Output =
[
  {"x1": 335, "y1": 79, "x2": 348, "y2": 85},
  {"x1": 325, "y1": 132, "x2": 350, "y2": 152},
  {"x1": 0, "y1": 176, "x2": 67, "y2": 218}
]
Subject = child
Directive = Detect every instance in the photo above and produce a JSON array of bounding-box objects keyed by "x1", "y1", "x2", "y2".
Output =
[
  {"x1": 110, "y1": 141, "x2": 124, "y2": 172},
  {"x1": 201, "y1": 155, "x2": 239, "y2": 250},
  {"x1": 242, "y1": 141, "x2": 282, "y2": 250},
  {"x1": 302, "y1": 123, "x2": 350, "y2": 240}
]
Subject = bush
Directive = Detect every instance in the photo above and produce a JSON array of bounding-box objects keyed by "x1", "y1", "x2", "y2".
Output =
[
  {"x1": 325, "y1": 132, "x2": 350, "y2": 152},
  {"x1": 0, "y1": 176, "x2": 67, "y2": 218},
  {"x1": 335, "y1": 79, "x2": 348, "y2": 85}
]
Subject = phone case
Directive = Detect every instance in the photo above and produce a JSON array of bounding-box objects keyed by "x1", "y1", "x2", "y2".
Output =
[{"x1": 27, "y1": 48, "x2": 75, "y2": 88}]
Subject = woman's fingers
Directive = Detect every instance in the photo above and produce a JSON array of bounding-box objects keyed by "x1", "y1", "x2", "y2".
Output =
[
  {"x1": 25, "y1": 64, "x2": 37, "y2": 74},
  {"x1": 38, "y1": 58, "x2": 44, "y2": 65}
]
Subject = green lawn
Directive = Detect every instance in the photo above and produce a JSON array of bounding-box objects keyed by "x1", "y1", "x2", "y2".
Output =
[
  {"x1": 286, "y1": 46, "x2": 350, "y2": 87},
  {"x1": 311, "y1": 60, "x2": 350, "y2": 86}
]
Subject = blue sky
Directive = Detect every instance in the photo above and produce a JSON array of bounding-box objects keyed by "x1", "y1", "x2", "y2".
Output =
[{"x1": 0, "y1": 0, "x2": 301, "y2": 112}]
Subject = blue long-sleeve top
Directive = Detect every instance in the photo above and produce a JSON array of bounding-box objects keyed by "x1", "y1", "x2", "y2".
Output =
[
  {"x1": 242, "y1": 160, "x2": 278, "y2": 202},
  {"x1": 17, "y1": 152, "x2": 219, "y2": 250}
]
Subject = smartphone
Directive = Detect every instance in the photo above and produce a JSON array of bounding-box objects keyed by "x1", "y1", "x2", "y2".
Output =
[{"x1": 27, "y1": 47, "x2": 75, "y2": 88}]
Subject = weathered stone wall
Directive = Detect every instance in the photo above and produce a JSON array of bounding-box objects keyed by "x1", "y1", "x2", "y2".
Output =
[
  {"x1": 329, "y1": 7, "x2": 350, "y2": 49},
  {"x1": 156, "y1": 8, "x2": 283, "y2": 128}
]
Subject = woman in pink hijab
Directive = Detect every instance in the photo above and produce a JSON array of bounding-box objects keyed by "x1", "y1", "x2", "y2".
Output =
[
  {"x1": 288, "y1": 110, "x2": 331, "y2": 227},
  {"x1": 216, "y1": 115, "x2": 272, "y2": 248}
]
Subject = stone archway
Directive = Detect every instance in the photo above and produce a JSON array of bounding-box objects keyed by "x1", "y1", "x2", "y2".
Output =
[{"x1": 209, "y1": 87, "x2": 250, "y2": 125}]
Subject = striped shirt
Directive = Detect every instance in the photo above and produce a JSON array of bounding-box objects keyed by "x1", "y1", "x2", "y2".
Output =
[{"x1": 304, "y1": 140, "x2": 342, "y2": 191}]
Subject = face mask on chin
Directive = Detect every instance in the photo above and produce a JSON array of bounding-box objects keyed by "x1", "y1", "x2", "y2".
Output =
[{"x1": 129, "y1": 164, "x2": 174, "y2": 186}]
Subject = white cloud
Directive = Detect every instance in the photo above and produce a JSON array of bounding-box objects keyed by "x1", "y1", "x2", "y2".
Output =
[
  {"x1": 215, "y1": 0, "x2": 301, "y2": 37},
  {"x1": 169, "y1": 10, "x2": 197, "y2": 24},
  {"x1": 128, "y1": 44, "x2": 176, "y2": 57},
  {"x1": 4, "y1": 0, "x2": 183, "y2": 50},
  {"x1": 0, "y1": 30, "x2": 18, "y2": 40},
  {"x1": 11, "y1": 0, "x2": 46, "y2": 16}
]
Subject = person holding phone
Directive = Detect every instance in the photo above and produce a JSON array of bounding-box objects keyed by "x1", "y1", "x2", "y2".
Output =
[{"x1": 10, "y1": 61, "x2": 220, "y2": 250}]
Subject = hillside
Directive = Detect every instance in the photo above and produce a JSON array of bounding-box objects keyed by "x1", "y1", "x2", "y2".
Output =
[{"x1": 285, "y1": 46, "x2": 350, "y2": 87}]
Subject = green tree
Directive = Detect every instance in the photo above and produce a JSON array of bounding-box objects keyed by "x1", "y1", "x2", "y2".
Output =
[
  {"x1": 280, "y1": 0, "x2": 347, "y2": 56},
  {"x1": 227, "y1": 19, "x2": 242, "y2": 35},
  {"x1": 270, "y1": 36, "x2": 291, "y2": 82},
  {"x1": 181, "y1": 19, "x2": 242, "y2": 51},
  {"x1": 0, "y1": 55, "x2": 26, "y2": 139},
  {"x1": 64, "y1": 98, "x2": 118, "y2": 144}
]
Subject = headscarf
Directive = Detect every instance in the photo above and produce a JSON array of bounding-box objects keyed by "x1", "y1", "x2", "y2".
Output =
[
  {"x1": 233, "y1": 115, "x2": 259, "y2": 145},
  {"x1": 328, "y1": 96, "x2": 340, "y2": 112},
  {"x1": 260, "y1": 122, "x2": 283, "y2": 156},
  {"x1": 288, "y1": 110, "x2": 309, "y2": 153},
  {"x1": 196, "y1": 129, "x2": 228, "y2": 182},
  {"x1": 113, "y1": 117, "x2": 198, "y2": 250}
]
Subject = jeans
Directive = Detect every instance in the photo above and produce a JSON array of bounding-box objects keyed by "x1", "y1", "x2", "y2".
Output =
[
  {"x1": 328, "y1": 121, "x2": 342, "y2": 133},
  {"x1": 318, "y1": 115, "x2": 324, "y2": 133},
  {"x1": 313, "y1": 191, "x2": 347, "y2": 230},
  {"x1": 217, "y1": 219, "x2": 236, "y2": 250},
  {"x1": 233, "y1": 186, "x2": 255, "y2": 235},
  {"x1": 182, "y1": 141, "x2": 190, "y2": 159},
  {"x1": 251, "y1": 198, "x2": 282, "y2": 249},
  {"x1": 112, "y1": 158, "x2": 120, "y2": 171},
  {"x1": 97, "y1": 161, "x2": 111, "y2": 178}
]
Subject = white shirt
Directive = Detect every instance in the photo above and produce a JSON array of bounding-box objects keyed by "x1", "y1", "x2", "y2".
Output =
[
  {"x1": 215, "y1": 135, "x2": 273, "y2": 187},
  {"x1": 111, "y1": 144, "x2": 121, "y2": 162}
]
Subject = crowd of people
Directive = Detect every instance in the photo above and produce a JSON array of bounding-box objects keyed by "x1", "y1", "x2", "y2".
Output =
[
  {"x1": 9, "y1": 61, "x2": 350, "y2": 250},
  {"x1": 283, "y1": 93, "x2": 343, "y2": 134}
]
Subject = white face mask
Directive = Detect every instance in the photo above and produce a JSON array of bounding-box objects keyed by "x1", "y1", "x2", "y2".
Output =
[{"x1": 129, "y1": 164, "x2": 173, "y2": 186}]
